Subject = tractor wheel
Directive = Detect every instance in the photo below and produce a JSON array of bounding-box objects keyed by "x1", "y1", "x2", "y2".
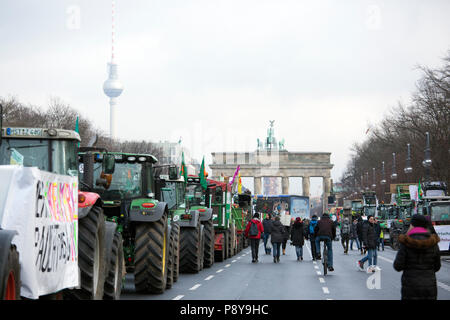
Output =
[
  {"x1": 134, "y1": 214, "x2": 169, "y2": 294},
  {"x1": 199, "y1": 225, "x2": 205, "y2": 271},
  {"x1": 390, "y1": 232, "x2": 399, "y2": 251},
  {"x1": 1, "y1": 245, "x2": 20, "y2": 300},
  {"x1": 166, "y1": 223, "x2": 180, "y2": 289},
  {"x1": 65, "y1": 206, "x2": 106, "y2": 300},
  {"x1": 227, "y1": 228, "x2": 233, "y2": 259},
  {"x1": 202, "y1": 220, "x2": 215, "y2": 268},
  {"x1": 179, "y1": 224, "x2": 203, "y2": 273},
  {"x1": 214, "y1": 233, "x2": 225, "y2": 262},
  {"x1": 172, "y1": 223, "x2": 180, "y2": 283},
  {"x1": 103, "y1": 230, "x2": 124, "y2": 300}
]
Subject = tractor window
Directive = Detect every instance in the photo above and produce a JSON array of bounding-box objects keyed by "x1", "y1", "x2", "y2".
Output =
[
  {"x1": 0, "y1": 138, "x2": 50, "y2": 171},
  {"x1": 98, "y1": 162, "x2": 142, "y2": 199},
  {"x1": 430, "y1": 204, "x2": 450, "y2": 222},
  {"x1": 186, "y1": 184, "x2": 204, "y2": 206},
  {"x1": 51, "y1": 140, "x2": 78, "y2": 176}
]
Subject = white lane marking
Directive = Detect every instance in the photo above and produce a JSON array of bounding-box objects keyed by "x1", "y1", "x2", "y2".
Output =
[
  {"x1": 314, "y1": 266, "x2": 319, "y2": 270},
  {"x1": 322, "y1": 287, "x2": 330, "y2": 294},
  {"x1": 316, "y1": 271, "x2": 322, "y2": 276},
  {"x1": 173, "y1": 295, "x2": 184, "y2": 300},
  {"x1": 204, "y1": 275, "x2": 214, "y2": 281},
  {"x1": 319, "y1": 277, "x2": 325, "y2": 283},
  {"x1": 189, "y1": 284, "x2": 201, "y2": 291},
  {"x1": 232, "y1": 260, "x2": 237, "y2": 263},
  {"x1": 225, "y1": 264, "x2": 231, "y2": 268},
  {"x1": 378, "y1": 255, "x2": 393, "y2": 263},
  {"x1": 438, "y1": 281, "x2": 450, "y2": 292},
  {"x1": 216, "y1": 269, "x2": 224, "y2": 273}
]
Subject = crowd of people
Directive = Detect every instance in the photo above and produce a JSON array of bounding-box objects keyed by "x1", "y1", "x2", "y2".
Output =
[{"x1": 244, "y1": 210, "x2": 442, "y2": 300}]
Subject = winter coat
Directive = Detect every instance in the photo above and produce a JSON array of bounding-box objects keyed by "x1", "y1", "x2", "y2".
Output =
[
  {"x1": 393, "y1": 227, "x2": 441, "y2": 300},
  {"x1": 362, "y1": 221, "x2": 378, "y2": 249},
  {"x1": 350, "y1": 222, "x2": 358, "y2": 240},
  {"x1": 262, "y1": 218, "x2": 273, "y2": 234},
  {"x1": 244, "y1": 219, "x2": 264, "y2": 239},
  {"x1": 270, "y1": 220, "x2": 285, "y2": 243},
  {"x1": 283, "y1": 225, "x2": 290, "y2": 242},
  {"x1": 340, "y1": 219, "x2": 351, "y2": 236},
  {"x1": 374, "y1": 222, "x2": 381, "y2": 239},
  {"x1": 356, "y1": 219, "x2": 364, "y2": 240},
  {"x1": 314, "y1": 215, "x2": 336, "y2": 239},
  {"x1": 290, "y1": 221, "x2": 305, "y2": 246}
]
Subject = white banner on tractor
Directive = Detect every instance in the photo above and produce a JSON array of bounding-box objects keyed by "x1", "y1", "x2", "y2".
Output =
[
  {"x1": 435, "y1": 225, "x2": 450, "y2": 252},
  {"x1": 0, "y1": 166, "x2": 79, "y2": 299}
]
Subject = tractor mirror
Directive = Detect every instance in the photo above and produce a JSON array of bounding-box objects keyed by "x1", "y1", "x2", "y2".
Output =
[{"x1": 103, "y1": 153, "x2": 115, "y2": 174}]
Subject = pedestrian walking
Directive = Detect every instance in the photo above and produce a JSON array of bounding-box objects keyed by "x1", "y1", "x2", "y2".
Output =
[
  {"x1": 270, "y1": 216, "x2": 285, "y2": 263},
  {"x1": 393, "y1": 214, "x2": 441, "y2": 300},
  {"x1": 373, "y1": 218, "x2": 381, "y2": 251},
  {"x1": 290, "y1": 217, "x2": 305, "y2": 261},
  {"x1": 357, "y1": 215, "x2": 379, "y2": 272},
  {"x1": 244, "y1": 212, "x2": 264, "y2": 263},
  {"x1": 340, "y1": 217, "x2": 351, "y2": 254},
  {"x1": 282, "y1": 212, "x2": 290, "y2": 255},
  {"x1": 307, "y1": 215, "x2": 319, "y2": 260},
  {"x1": 350, "y1": 218, "x2": 361, "y2": 251},
  {"x1": 262, "y1": 214, "x2": 273, "y2": 255}
]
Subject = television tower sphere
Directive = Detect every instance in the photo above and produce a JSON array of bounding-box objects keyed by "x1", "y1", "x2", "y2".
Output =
[{"x1": 103, "y1": 63, "x2": 123, "y2": 98}]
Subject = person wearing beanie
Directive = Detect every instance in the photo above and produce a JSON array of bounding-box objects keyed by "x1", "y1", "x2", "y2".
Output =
[
  {"x1": 244, "y1": 212, "x2": 264, "y2": 263},
  {"x1": 393, "y1": 214, "x2": 441, "y2": 300}
]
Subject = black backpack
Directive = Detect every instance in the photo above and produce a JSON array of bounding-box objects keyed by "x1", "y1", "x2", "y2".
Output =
[{"x1": 249, "y1": 221, "x2": 259, "y2": 236}]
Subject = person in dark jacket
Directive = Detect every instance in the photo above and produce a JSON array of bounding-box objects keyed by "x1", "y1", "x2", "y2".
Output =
[
  {"x1": 314, "y1": 213, "x2": 336, "y2": 271},
  {"x1": 357, "y1": 215, "x2": 378, "y2": 272},
  {"x1": 393, "y1": 214, "x2": 441, "y2": 300},
  {"x1": 262, "y1": 214, "x2": 273, "y2": 255},
  {"x1": 356, "y1": 216, "x2": 365, "y2": 254},
  {"x1": 244, "y1": 212, "x2": 264, "y2": 263},
  {"x1": 281, "y1": 212, "x2": 291, "y2": 255},
  {"x1": 270, "y1": 216, "x2": 285, "y2": 263},
  {"x1": 340, "y1": 217, "x2": 351, "y2": 254},
  {"x1": 290, "y1": 217, "x2": 305, "y2": 261},
  {"x1": 307, "y1": 215, "x2": 319, "y2": 260},
  {"x1": 350, "y1": 218, "x2": 360, "y2": 251}
]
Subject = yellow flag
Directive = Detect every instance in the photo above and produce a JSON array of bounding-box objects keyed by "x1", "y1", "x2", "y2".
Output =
[{"x1": 238, "y1": 172, "x2": 242, "y2": 194}]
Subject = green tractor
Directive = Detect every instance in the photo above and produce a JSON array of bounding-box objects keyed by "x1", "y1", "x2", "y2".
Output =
[
  {"x1": 78, "y1": 151, "x2": 179, "y2": 294},
  {"x1": 157, "y1": 173, "x2": 214, "y2": 273}
]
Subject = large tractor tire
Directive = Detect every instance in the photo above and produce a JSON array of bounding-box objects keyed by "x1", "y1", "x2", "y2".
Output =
[
  {"x1": 179, "y1": 224, "x2": 204, "y2": 273},
  {"x1": 103, "y1": 230, "x2": 124, "y2": 300},
  {"x1": 1, "y1": 245, "x2": 20, "y2": 300},
  {"x1": 390, "y1": 232, "x2": 400, "y2": 251},
  {"x1": 166, "y1": 223, "x2": 180, "y2": 289},
  {"x1": 65, "y1": 206, "x2": 107, "y2": 300},
  {"x1": 172, "y1": 223, "x2": 180, "y2": 283},
  {"x1": 226, "y1": 228, "x2": 233, "y2": 259},
  {"x1": 202, "y1": 219, "x2": 215, "y2": 268},
  {"x1": 134, "y1": 214, "x2": 169, "y2": 294},
  {"x1": 214, "y1": 232, "x2": 225, "y2": 262}
]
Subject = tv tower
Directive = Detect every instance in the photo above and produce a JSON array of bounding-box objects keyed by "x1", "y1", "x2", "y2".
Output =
[{"x1": 103, "y1": 0, "x2": 123, "y2": 139}]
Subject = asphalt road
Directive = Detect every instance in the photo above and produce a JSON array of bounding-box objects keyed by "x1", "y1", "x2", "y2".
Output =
[{"x1": 120, "y1": 239, "x2": 450, "y2": 300}]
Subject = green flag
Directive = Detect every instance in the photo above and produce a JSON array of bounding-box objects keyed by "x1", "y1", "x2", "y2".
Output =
[
  {"x1": 180, "y1": 152, "x2": 187, "y2": 183},
  {"x1": 418, "y1": 179, "x2": 423, "y2": 200},
  {"x1": 75, "y1": 116, "x2": 80, "y2": 147},
  {"x1": 199, "y1": 157, "x2": 207, "y2": 190}
]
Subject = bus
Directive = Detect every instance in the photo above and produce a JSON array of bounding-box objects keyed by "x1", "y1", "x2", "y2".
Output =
[{"x1": 255, "y1": 195, "x2": 310, "y2": 225}]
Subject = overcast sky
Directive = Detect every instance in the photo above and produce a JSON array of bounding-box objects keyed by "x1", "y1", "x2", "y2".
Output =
[{"x1": 1, "y1": 0, "x2": 449, "y2": 195}]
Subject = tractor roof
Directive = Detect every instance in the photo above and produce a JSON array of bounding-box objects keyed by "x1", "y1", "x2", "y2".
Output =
[
  {"x1": 79, "y1": 151, "x2": 158, "y2": 164},
  {"x1": 1, "y1": 127, "x2": 81, "y2": 141}
]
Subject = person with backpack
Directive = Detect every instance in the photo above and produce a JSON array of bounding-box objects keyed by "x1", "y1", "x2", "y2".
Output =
[
  {"x1": 308, "y1": 215, "x2": 319, "y2": 260},
  {"x1": 270, "y1": 215, "x2": 285, "y2": 263},
  {"x1": 340, "y1": 217, "x2": 351, "y2": 254},
  {"x1": 244, "y1": 212, "x2": 264, "y2": 263},
  {"x1": 350, "y1": 218, "x2": 361, "y2": 251}
]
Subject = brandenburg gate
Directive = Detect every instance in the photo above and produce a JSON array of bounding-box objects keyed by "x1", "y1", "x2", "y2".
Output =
[{"x1": 209, "y1": 121, "x2": 333, "y2": 201}]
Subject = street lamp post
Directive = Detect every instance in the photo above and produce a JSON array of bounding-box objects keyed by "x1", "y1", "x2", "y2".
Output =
[{"x1": 422, "y1": 132, "x2": 432, "y2": 181}]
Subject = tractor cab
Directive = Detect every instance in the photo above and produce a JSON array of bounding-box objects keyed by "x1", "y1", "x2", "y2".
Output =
[{"x1": 0, "y1": 127, "x2": 80, "y2": 176}]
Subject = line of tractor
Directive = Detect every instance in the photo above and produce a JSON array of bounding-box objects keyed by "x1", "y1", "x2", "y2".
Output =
[{"x1": 0, "y1": 116, "x2": 253, "y2": 299}]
